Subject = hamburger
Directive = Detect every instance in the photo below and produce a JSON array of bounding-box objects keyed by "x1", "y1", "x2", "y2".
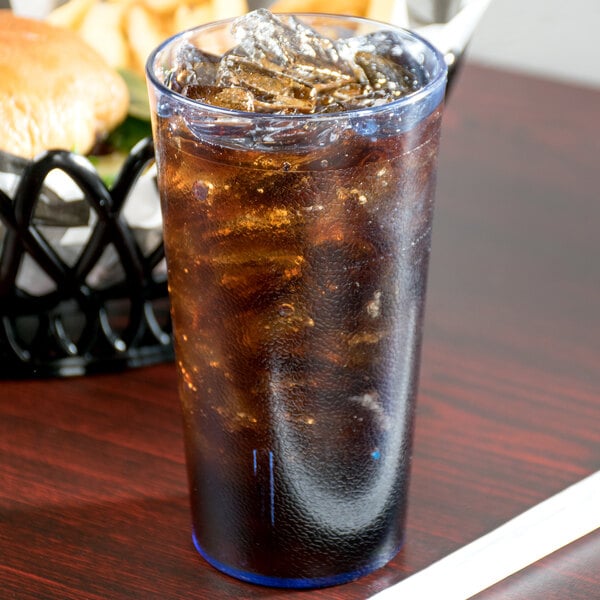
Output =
[
  {"x1": 0, "y1": 10, "x2": 132, "y2": 164},
  {"x1": 0, "y1": 9, "x2": 159, "y2": 274}
]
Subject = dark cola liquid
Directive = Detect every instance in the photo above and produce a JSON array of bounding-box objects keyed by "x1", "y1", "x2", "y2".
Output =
[{"x1": 156, "y1": 105, "x2": 442, "y2": 585}]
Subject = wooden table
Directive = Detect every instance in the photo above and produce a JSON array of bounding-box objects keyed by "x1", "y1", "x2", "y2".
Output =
[{"x1": 1, "y1": 64, "x2": 599, "y2": 599}]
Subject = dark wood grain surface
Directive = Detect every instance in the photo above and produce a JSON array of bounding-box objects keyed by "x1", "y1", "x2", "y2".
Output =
[{"x1": 1, "y1": 64, "x2": 599, "y2": 599}]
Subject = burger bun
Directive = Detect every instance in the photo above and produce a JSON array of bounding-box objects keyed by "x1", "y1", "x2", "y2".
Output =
[{"x1": 0, "y1": 10, "x2": 129, "y2": 159}]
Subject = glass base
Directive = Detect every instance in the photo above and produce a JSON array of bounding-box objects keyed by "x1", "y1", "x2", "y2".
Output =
[{"x1": 192, "y1": 530, "x2": 403, "y2": 589}]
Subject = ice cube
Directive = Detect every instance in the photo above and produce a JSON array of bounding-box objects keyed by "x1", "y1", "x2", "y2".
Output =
[
  {"x1": 185, "y1": 84, "x2": 254, "y2": 111},
  {"x1": 337, "y1": 31, "x2": 426, "y2": 93},
  {"x1": 355, "y1": 51, "x2": 419, "y2": 97},
  {"x1": 230, "y1": 9, "x2": 343, "y2": 71},
  {"x1": 217, "y1": 53, "x2": 317, "y2": 113},
  {"x1": 218, "y1": 55, "x2": 314, "y2": 100},
  {"x1": 166, "y1": 44, "x2": 220, "y2": 93}
]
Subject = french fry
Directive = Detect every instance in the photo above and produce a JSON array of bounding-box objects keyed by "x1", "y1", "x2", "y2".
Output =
[
  {"x1": 78, "y1": 2, "x2": 130, "y2": 69},
  {"x1": 46, "y1": 0, "x2": 97, "y2": 29},
  {"x1": 125, "y1": 4, "x2": 169, "y2": 73},
  {"x1": 138, "y1": 0, "x2": 181, "y2": 15},
  {"x1": 212, "y1": 0, "x2": 250, "y2": 21},
  {"x1": 366, "y1": 0, "x2": 409, "y2": 27},
  {"x1": 173, "y1": 4, "x2": 215, "y2": 34},
  {"x1": 270, "y1": 0, "x2": 366, "y2": 16}
]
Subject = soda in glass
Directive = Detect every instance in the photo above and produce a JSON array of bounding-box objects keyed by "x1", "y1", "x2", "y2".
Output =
[{"x1": 146, "y1": 9, "x2": 447, "y2": 588}]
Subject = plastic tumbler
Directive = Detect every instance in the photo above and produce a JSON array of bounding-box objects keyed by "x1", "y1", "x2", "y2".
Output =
[{"x1": 146, "y1": 12, "x2": 447, "y2": 589}]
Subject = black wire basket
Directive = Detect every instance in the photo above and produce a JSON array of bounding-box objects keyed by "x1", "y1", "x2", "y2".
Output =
[{"x1": 0, "y1": 138, "x2": 173, "y2": 378}]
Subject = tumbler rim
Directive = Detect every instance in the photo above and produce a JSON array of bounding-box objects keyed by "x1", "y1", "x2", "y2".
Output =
[{"x1": 145, "y1": 11, "x2": 448, "y2": 123}]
